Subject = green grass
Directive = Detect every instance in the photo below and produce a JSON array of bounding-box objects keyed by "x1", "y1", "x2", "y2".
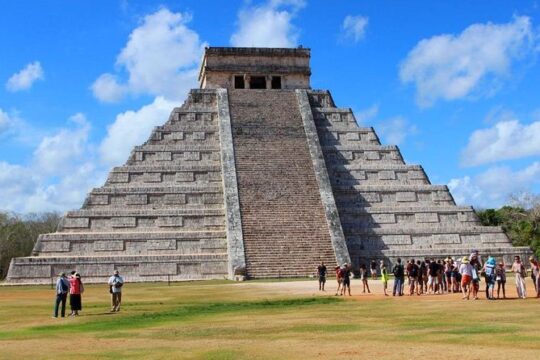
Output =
[{"x1": 0, "y1": 280, "x2": 539, "y2": 359}]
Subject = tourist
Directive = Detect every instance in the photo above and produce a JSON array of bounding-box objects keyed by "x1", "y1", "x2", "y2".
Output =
[
  {"x1": 380, "y1": 260, "x2": 389, "y2": 296},
  {"x1": 108, "y1": 270, "x2": 124, "y2": 312},
  {"x1": 459, "y1": 256, "x2": 473, "y2": 300},
  {"x1": 511, "y1": 256, "x2": 527, "y2": 299},
  {"x1": 530, "y1": 257, "x2": 540, "y2": 298},
  {"x1": 419, "y1": 260, "x2": 428, "y2": 294},
  {"x1": 445, "y1": 258, "x2": 453, "y2": 293},
  {"x1": 427, "y1": 259, "x2": 437, "y2": 294},
  {"x1": 530, "y1": 256, "x2": 538, "y2": 294},
  {"x1": 69, "y1": 272, "x2": 84, "y2": 316},
  {"x1": 370, "y1": 260, "x2": 378, "y2": 279},
  {"x1": 341, "y1": 264, "x2": 352, "y2": 296},
  {"x1": 359, "y1": 264, "x2": 370, "y2": 293},
  {"x1": 334, "y1": 265, "x2": 343, "y2": 296},
  {"x1": 407, "y1": 259, "x2": 418, "y2": 295},
  {"x1": 495, "y1": 262, "x2": 506, "y2": 299},
  {"x1": 483, "y1": 256, "x2": 497, "y2": 300},
  {"x1": 416, "y1": 260, "x2": 424, "y2": 295},
  {"x1": 436, "y1": 260, "x2": 444, "y2": 294},
  {"x1": 53, "y1": 272, "x2": 70, "y2": 318},
  {"x1": 469, "y1": 253, "x2": 481, "y2": 300},
  {"x1": 392, "y1": 258, "x2": 405, "y2": 296},
  {"x1": 317, "y1": 261, "x2": 327, "y2": 291}
]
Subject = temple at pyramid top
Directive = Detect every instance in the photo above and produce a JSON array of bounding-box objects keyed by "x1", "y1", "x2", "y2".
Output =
[{"x1": 198, "y1": 47, "x2": 311, "y2": 90}]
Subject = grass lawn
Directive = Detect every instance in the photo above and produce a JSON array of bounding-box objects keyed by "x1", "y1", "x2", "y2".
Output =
[{"x1": 0, "y1": 278, "x2": 538, "y2": 359}]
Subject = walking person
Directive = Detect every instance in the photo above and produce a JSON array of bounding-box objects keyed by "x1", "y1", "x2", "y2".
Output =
[
  {"x1": 359, "y1": 264, "x2": 370, "y2": 293},
  {"x1": 69, "y1": 272, "x2": 84, "y2": 316},
  {"x1": 459, "y1": 257, "x2": 473, "y2": 300},
  {"x1": 392, "y1": 258, "x2": 405, "y2": 296},
  {"x1": 108, "y1": 270, "x2": 124, "y2": 312},
  {"x1": 53, "y1": 272, "x2": 70, "y2": 318},
  {"x1": 512, "y1": 256, "x2": 527, "y2": 299},
  {"x1": 380, "y1": 260, "x2": 389, "y2": 296},
  {"x1": 317, "y1": 261, "x2": 327, "y2": 291},
  {"x1": 530, "y1": 257, "x2": 540, "y2": 298},
  {"x1": 370, "y1": 260, "x2": 378, "y2": 279},
  {"x1": 495, "y1": 262, "x2": 506, "y2": 299},
  {"x1": 334, "y1": 266, "x2": 343, "y2": 296}
]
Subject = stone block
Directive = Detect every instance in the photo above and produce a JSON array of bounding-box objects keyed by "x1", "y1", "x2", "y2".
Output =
[
  {"x1": 163, "y1": 194, "x2": 186, "y2": 205},
  {"x1": 396, "y1": 192, "x2": 417, "y2": 202},
  {"x1": 360, "y1": 192, "x2": 381, "y2": 203},
  {"x1": 76, "y1": 264, "x2": 112, "y2": 277},
  {"x1": 461, "y1": 234, "x2": 481, "y2": 245},
  {"x1": 89, "y1": 195, "x2": 109, "y2": 205},
  {"x1": 147, "y1": 240, "x2": 177, "y2": 250},
  {"x1": 203, "y1": 193, "x2": 222, "y2": 204},
  {"x1": 201, "y1": 262, "x2": 227, "y2": 274},
  {"x1": 63, "y1": 217, "x2": 90, "y2": 229},
  {"x1": 139, "y1": 262, "x2": 177, "y2": 276},
  {"x1": 94, "y1": 241, "x2": 124, "y2": 251},
  {"x1": 432, "y1": 234, "x2": 461, "y2": 245},
  {"x1": 169, "y1": 132, "x2": 184, "y2": 140},
  {"x1": 157, "y1": 217, "x2": 183, "y2": 227},
  {"x1": 108, "y1": 172, "x2": 129, "y2": 183},
  {"x1": 175, "y1": 172, "x2": 195, "y2": 182},
  {"x1": 372, "y1": 214, "x2": 395, "y2": 224},
  {"x1": 141, "y1": 173, "x2": 162, "y2": 183},
  {"x1": 432, "y1": 191, "x2": 452, "y2": 201},
  {"x1": 378, "y1": 171, "x2": 395, "y2": 180},
  {"x1": 10, "y1": 264, "x2": 51, "y2": 278},
  {"x1": 135, "y1": 152, "x2": 144, "y2": 161},
  {"x1": 154, "y1": 152, "x2": 172, "y2": 161},
  {"x1": 203, "y1": 217, "x2": 224, "y2": 226},
  {"x1": 184, "y1": 152, "x2": 201, "y2": 161},
  {"x1": 345, "y1": 132, "x2": 360, "y2": 141},
  {"x1": 481, "y1": 233, "x2": 509, "y2": 243},
  {"x1": 350, "y1": 170, "x2": 366, "y2": 180},
  {"x1": 415, "y1": 213, "x2": 439, "y2": 223},
  {"x1": 382, "y1": 235, "x2": 412, "y2": 245},
  {"x1": 178, "y1": 263, "x2": 202, "y2": 277},
  {"x1": 41, "y1": 241, "x2": 70, "y2": 252},
  {"x1": 365, "y1": 151, "x2": 380, "y2": 160},
  {"x1": 192, "y1": 132, "x2": 206, "y2": 140},
  {"x1": 126, "y1": 194, "x2": 147, "y2": 205},
  {"x1": 111, "y1": 217, "x2": 137, "y2": 228},
  {"x1": 341, "y1": 151, "x2": 354, "y2": 160}
]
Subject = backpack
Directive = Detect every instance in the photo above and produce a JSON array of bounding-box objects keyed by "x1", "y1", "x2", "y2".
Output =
[
  {"x1": 393, "y1": 264, "x2": 404, "y2": 278},
  {"x1": 410, "y1": 264, "x2": 418, "y2": 278}
]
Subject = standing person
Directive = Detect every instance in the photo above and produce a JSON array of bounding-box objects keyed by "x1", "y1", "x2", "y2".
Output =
[
  {"x1": 370, "y1": 260, "x2": 378, "y2": 279},
  {"x1": 392, "y1": 258, "x2": 405, "y2": 296},
  {"x1": 470, "y1": 253, "x2": 481, "y2": 300},
  {"x1": 511, "y1": 256, "x2": 527, "y2": 299},
  {"x1": 380, "y1": 260, "x2": 389, "y2": 296},
  {"x1": 459, "y1": 257, "x2": 473, "y2": 300},
  {"x1": 529, "y1": 257, "x2": 540, "y2": 298},
  {"x1": 495, "y1": 262, "x2": 507, "y2": 299},
  {"x1": 341, "y1": 264, "x2": 352, "y2": 296},
  {"x1": 419, "y1": 260, "x2": 428, "y2": 294},
  {"x1": 317, "y1": 262, "x2": 327, "y2": 291},
  {"x1": 69, "y1": 272, "x2": 84, "y2": 316},
  {"x1": 359, "y1": 264, "x2": 371, "y2": 293},
  {"x1": 530, "y1": 257, "x2": 538, "y2": 294},
  {"x1": 53, "y1": 272, "x2": 70, "y2": 318},
  {"x1": 108, "y1": 270, "x2": 124, "y2": 312},
  {"x1": 408, "y1": 259, "x2": 418, "y2": 296},
  {"x1": 427, "y1": 259, "x2": 437, "y2": 294},
  {"x1": 483, "y1": 256, "x2": 497, "y2": 300},
  {"x1": 334, "y1": 266, "x2": 343, "y2": 296}
]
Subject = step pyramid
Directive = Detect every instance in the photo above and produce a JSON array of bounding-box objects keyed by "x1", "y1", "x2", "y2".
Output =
[{"x1": 6, "y1": 47, "x2": 531, "y2": 283}]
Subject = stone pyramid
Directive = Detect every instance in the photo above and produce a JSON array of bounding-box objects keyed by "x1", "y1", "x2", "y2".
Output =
[{"x1": 6, "y1": 47, "x2": 531, "y2": 283}]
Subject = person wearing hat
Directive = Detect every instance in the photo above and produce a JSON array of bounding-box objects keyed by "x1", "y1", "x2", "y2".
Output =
[
  {"x1": 69, "y1": 272, "x2": 84, "y2": 316},
  {"x1": 107, "y1": 270, "x2": 124, "y2": 312},
  {"x1": 459, "y1": 256, "x2": 473, "y2": 300},
  {"x1": 53, "y1": 272, "x2": 70, "y2": 318}
]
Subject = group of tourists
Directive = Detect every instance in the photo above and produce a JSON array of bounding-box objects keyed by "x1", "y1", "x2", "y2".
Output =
[
  {"x1": 317, "y1": 252, "x2": 540, "y2": 300},
  {"x1": 53, "y1": 270, "x2": 125, "y2": 318}
]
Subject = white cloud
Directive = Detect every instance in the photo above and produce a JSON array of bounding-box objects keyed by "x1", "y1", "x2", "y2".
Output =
[
  {"x1": 461, "y1": 119, "x2": 540, "y2": 167},
  {"x1": 33, "y1": 113, "x2": 91, "y2": 175},
  {"x1": 0, "y1": 108, "x2": 15, "y2": 135},
  {"x1": 91, "y1": 8, "x2": 205, "y2": 102},
  {"x1": 6, "y1": 61, "x2": 44, "y2": 92},
  {"x1": 342, "y1": 15, "x2": 369, "y2": 42},
  {"x1": 375, "y1": 116, "x2": 417, "y2": 145},
  {"x1": 400, "y1": 16, "x2": 536, "y2": 107},
  {"x1": 448, "y1": 162, "x2": 540, "y2": 208},
  {"x1": 230, "y1": 0, "x2": 305, "y2": 47},
  {"x1": 99, "y1": 96, "x2": 175, "y2": 165},
  {"x1": 354, "y1": 104, "x2": 379, "y2": 125}
]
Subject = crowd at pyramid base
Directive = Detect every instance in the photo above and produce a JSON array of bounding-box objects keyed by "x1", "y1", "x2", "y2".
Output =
[{"x1": 6, "y1": 48, "x2": 532, "y2": 284}]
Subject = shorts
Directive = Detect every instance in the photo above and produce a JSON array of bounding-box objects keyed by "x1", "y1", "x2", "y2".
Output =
[
  {"x1": 427, "y1": 275, "x2": 435, "y2": 285},
  {"x1": 343, "y1": 278, "x2": 350, "y2": 286},
  {"x1": 445, "y1": 271, "x2": 452, "y2": 278},
  {"x1": 319, "y1": 276, "x2": 326, "y2": 283},
  {"x1": 461, "y1": 274, "x2": 472, "y2": 286},
  {"x1": 370, "y1": 269, "x2": 377, "y2": 276}
]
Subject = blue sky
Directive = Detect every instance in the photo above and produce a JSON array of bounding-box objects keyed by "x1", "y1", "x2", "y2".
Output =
[{"x1": 1, "y1": 0, "x2": 540, "y2": 213}]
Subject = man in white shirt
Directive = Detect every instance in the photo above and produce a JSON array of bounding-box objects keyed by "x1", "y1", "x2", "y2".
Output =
[{"x1": 107, "y1": 270, "x2": 124, "y2": 312}]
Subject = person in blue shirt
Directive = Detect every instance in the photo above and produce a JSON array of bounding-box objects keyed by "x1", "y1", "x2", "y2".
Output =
[{"x1": 53, "y1": 272, "x2": 70, "y2": 318}]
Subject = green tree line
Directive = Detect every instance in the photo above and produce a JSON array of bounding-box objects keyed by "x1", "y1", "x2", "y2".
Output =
[{"x1": 0, "y1": 212, "x2": 61, "y2": 279}]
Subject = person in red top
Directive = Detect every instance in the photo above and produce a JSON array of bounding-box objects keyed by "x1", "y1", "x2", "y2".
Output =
[
  {"x1": 69, "y1": 272, "x2": 84, "y2": 316},
  {"x1": 334, "y1": 266, "x2": 343, "y2": 296}
]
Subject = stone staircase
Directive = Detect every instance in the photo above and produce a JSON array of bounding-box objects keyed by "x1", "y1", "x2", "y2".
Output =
[
  {"x1": 228, "y1": 89, "x2": 337, "y2": 278},
  {"x1": 307, "y1": 90, "x2": 532, "y2": 266},
  {"x1": 7, "y1": 90, "x2": 230, "y2": 283}
]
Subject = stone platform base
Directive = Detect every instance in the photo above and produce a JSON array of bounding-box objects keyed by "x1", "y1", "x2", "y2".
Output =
[{"x1": 6, "y1": 254, "x2": 228, "y2": 285}]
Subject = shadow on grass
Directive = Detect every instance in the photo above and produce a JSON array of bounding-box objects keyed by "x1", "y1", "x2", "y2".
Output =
[{"x1": 0, "y1": 297, "x2": 341, "y2": 340}]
